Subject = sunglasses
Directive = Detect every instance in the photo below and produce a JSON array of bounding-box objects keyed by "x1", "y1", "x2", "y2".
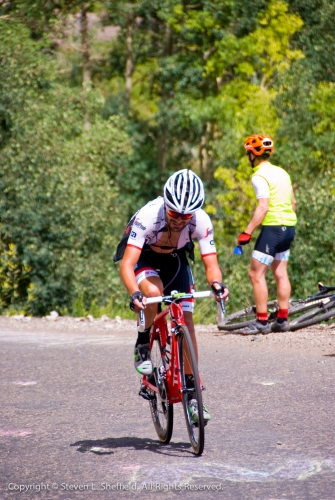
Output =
[{"x1": 166, "y1": 209, "x2": 193, "y2": 221}]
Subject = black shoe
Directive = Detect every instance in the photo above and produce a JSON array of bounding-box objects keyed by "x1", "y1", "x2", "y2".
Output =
[
  {"x1": 271, "y1": 319, "x2": 289, "y2": 332},
  {"x1": 242, "y1": 320, "x2": 270, "y2": 335}
]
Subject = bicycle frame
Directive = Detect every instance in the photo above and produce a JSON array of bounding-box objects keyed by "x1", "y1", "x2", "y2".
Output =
[
  {"x1": 293, "y1": 282, "x2": 335, "y2": 304},
  {"x1": 140, "y1": 291, "x2": 225, "y2": 404},
  {"x1": 141, "y1": 300, "x2": 185, "y2": 404}
]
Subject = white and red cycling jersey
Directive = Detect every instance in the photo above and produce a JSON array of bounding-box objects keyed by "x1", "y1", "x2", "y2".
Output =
[{"x1": 126, "y1": 196, "x2": 217, "y2": 258}]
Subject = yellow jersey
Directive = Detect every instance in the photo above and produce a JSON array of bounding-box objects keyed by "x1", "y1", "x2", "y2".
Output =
[{"x1": 252, "y1": 162, "x2": 297, "y2": 226}]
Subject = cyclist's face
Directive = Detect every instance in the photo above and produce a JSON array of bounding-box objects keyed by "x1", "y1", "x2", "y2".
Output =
[{"x1": 166, "y1": 211, "x2": 192, "y2": 233}]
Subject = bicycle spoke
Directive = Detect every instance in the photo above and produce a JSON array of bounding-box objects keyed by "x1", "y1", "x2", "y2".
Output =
[{"x1": 148, "y1": 337, "x2": 173, "y2": 444}]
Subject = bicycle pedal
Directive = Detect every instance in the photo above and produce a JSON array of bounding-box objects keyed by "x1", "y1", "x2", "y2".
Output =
[{"x1": 138, "y1": 388, "x2": 155, "y2": 401}]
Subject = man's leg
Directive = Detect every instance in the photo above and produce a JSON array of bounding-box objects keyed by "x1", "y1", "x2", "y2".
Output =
[
  {"x1": 249, "y1": 257, "x2": 269, "y2": 313},
  {"x1": 241, "y1": 257, "x2": 271, "y2": 334},
  {"x1": 270, "y1": 259, "x2": 290, "y2": 310},
  {"x1": 270, "y1": 258, "x2": 291, "y2": 332},
  {"x1": 138, "y1": 276, "x2": 164, "y2": 328},
  {"x1": 134, "y1": 276, "x2": 163, "y2": 375}
]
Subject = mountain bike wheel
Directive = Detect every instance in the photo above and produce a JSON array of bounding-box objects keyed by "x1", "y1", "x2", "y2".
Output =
[
  {"x1": 289, "y1": 302, "x2": 335, "y2": 331},
  {"x1": 218, "y1": 300, "x2": 279, "y2": 331},
  {"x1": 149, "y1": 337, "x2": 173, "y2": 444},
  {"x1": 177, "y1": 325, "x2": 204, "y2": 456}
]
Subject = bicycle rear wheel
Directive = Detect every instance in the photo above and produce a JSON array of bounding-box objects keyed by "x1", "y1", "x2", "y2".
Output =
[
  {"x1": 177, "y1": 325, "x2": 204, "y2": 456},
  {"x1": 289, "y1": 302, "x2": 335, "y2": 331},
  {"x1": 149, "y1": 337, "x2": 173, "y2": 444}
]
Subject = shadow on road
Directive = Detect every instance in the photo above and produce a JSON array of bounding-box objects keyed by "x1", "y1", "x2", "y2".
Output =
[{"x1": 71, "y1": 436, "x2": 194, "y2": 457}]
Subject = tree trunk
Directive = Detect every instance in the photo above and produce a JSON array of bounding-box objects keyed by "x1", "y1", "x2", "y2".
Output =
[
  {"x1": 125, "y1": 13, "x2": 135, "y2": 110},
  {"x1": 157, "y1": 130, "x2": 168, "y2": 172},
  {"x1": 80, "y1": 3, "x2": 91, "y2": 130},
  {"x1": 157, "y1": 24, "x2": 172, "y2": 172},
  {"x1": 199, "y1": 121, "x2": 215, "y2": 181}
]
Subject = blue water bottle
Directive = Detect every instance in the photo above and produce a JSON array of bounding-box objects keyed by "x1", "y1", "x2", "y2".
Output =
[{"x1": 233, "y1": 245, "x2": 243, "y2": 255}]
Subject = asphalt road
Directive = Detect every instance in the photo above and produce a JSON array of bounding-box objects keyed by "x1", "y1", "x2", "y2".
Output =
[{"x1": 1, "y1": 316, "x2": 334, "y2": 500}]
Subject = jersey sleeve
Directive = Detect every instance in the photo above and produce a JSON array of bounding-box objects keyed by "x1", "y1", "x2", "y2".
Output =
[
  {"x1": 252, "y1": 175, "x2": 270, "y2": 199},
  {"x1": 192, "y1": 210, "x2": 217, "y2": 257},
  {"x1": 126, "y1": 204, "x2": 152, "y2": 251}
]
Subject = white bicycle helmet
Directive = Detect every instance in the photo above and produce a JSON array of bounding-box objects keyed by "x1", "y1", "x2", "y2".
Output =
[{"x1": 164, "y1": 169, "x2": 205, "y2": 214}]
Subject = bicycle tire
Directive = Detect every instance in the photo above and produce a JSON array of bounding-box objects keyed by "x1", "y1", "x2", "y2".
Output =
[
  {"x1": 218, "y1": 300, "x2": 279, "y2": 331},
  {"x1": 149, "y1": 336, "x2": 173, "y2": 444},
  {"x1": 177, "y1": 325, "x2": 205, "y2": 456},
  {"x1": 289, "y1": 302, "x2": 335, "y2": 331}
]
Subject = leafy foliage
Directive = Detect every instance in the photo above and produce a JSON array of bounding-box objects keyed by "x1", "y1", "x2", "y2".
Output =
[{"x1": 0, "y1": 1, "x2": 334, "y2": 319}]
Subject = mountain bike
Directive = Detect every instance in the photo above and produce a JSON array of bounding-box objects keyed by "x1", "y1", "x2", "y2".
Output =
[
  {"x1": 289, "y1": 292, "x2": 335, "y2": 331},
  {"x1": 138, "y1": 290, "x2": 225, "y2": 456},
  {"x1": 217, "y1": 282, "x2": 335, "y2": 332}
]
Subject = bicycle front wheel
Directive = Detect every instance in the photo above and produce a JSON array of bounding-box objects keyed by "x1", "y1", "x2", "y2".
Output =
[
  {"x1": 149, "y1": 337, "x2": 173, "y2": 444},
  {"x1": 177, "y1": 325, "x2": 204, "y2": 456},
  {"x1": 289, "y1": 303, "x2": 335, "y2": 331}
]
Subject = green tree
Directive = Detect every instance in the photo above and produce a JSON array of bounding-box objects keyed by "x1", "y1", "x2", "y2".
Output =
[{"x1": 0, "y1": 19, "x2": 133, "y2": 314}]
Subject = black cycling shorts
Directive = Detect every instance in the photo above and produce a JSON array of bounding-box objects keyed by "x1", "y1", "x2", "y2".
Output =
[
  {"x1": 253, "y1": 225, "x2": 295, "y2": 265},
  {"x1": 134, "y1": 246, "x2": 194, "y2": 311}
]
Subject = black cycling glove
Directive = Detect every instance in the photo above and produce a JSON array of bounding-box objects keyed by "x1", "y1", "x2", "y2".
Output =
[
  {"x1": 129, "y1": 291, "x2": 144, "y2": 311},
  {"x1": 211, "y1": 281, "x2": 228, "y2": 296}
]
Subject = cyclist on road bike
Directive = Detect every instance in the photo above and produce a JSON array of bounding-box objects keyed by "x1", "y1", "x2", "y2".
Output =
[
  {"x1": 118, "y1": 169, "x2": 229, "y2": 424},
  {"x1": 237, "y1": 134, "x2": 297, "y2": 334}
]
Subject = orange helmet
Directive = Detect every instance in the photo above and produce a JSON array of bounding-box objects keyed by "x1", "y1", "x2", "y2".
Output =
[{"x1": 244, "y1": 134, "x2": 274, "y2": 156}]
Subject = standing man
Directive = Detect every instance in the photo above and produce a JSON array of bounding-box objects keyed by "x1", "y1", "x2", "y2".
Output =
[{"x1": 237, "y1": 134, "x2": 297, "y2": 334}]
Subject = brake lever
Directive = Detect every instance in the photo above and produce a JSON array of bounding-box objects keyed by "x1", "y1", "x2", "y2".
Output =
[{"x1": 216, "y1": 292, "x2": 226, "y2": 326}]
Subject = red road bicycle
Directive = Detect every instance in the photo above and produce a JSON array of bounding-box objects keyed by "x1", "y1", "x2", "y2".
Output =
[{"x1": 138, "y1": 290, "x2": 225, "y2": 456}]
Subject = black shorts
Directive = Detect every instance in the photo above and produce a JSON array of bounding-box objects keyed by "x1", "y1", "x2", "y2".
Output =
[
  {"x1": 134, "y1": 246, "x2": 194, "y2": 311},
  {"x1": 253, "y1": 225, "x2": 295, "y2": 266}
]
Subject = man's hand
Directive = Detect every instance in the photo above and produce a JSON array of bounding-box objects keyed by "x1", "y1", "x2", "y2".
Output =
[
  {"x1": 211, "y1": 281, "x2": 229, "y2": 302},
  {"x1": 129, "y1": 291, "x2": 146, "y2": 312},
  {"x1": 238, "y1": 232, "x2": 251, "y2": 246}
]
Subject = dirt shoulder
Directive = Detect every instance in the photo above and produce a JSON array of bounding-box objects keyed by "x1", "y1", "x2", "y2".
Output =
[{"x1": 1, "y1": 315, "x2": 334, "y2": 357}]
